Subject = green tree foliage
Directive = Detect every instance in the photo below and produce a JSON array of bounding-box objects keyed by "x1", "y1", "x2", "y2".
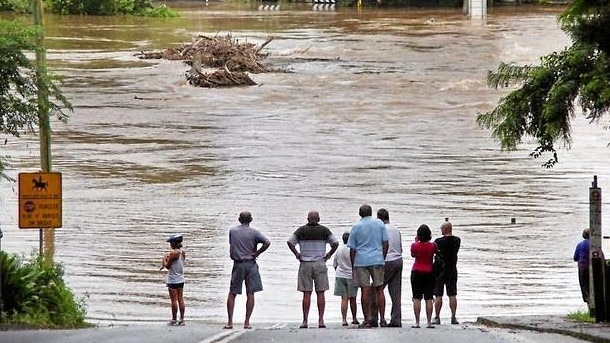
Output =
[
  {"x1": 47, "y1": 0, "x2": 179, "y2": 16},
  {"x1": 0, "y1": 0, "x2": 30, "y2": 13},
  {"x1": 0, "y1": 251, "x2": 87, "y2": 328},
  {"x1": 0, "y1": 20, "x2": 71, "y2": 179},
  {"x1": 477, "y1": 0, "x2": 610, "y2": 167}
]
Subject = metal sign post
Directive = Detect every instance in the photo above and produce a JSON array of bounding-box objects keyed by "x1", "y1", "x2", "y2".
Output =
[{"x1": 590, "y1": 175, "x2": 604, "y2": 321}]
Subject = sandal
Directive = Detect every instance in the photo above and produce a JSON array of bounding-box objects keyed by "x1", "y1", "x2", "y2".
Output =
[{"x1": 358, "y1": 322, "x2": 372, "y2": 329}]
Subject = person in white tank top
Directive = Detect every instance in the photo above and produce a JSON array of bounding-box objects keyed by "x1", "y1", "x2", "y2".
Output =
[{"x1": 163, "y1": 234, "x2": 186, "y2": 326}]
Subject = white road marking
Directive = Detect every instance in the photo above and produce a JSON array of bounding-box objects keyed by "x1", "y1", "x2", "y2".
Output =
[{"x1": 196, "y1": 323, "x2": 286, "y2": 343}]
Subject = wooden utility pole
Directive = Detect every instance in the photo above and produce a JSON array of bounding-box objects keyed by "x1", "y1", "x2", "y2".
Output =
[
  {"x1": 590, "y1": 175, "x2": 604, "y2": 321},
  {"x1": 33, "y1": 0, "x2": 54, "y2": 264}
]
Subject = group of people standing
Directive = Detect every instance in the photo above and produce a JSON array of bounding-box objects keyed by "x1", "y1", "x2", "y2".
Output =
[
  {"x1": 324, "y1": 204, "x2": 461, "y2": 329},
  {"x1": 162, "y1": 205, "x2": 461, "y2": 329}
]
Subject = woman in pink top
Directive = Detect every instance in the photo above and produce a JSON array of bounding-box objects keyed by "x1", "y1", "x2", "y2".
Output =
[{"x1": 410, "y1": 224, "x2": 437, "y2": 328}]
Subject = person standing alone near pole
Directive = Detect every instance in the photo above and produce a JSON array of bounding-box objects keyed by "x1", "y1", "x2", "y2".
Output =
[
  {"x1": 433, "y1": 221, "x2": 461, "y2": 325},
  {"x1": 574, "y1": 229, "x2": 591, "y2": 307},
  {"x1": 287, "y1": 210, "x2": 339, "y2": 329}
]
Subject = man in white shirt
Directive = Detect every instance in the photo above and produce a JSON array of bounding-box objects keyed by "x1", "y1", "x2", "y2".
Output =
[{"x1": 378, "y1": 208, "x2": 403, "y2": 327}]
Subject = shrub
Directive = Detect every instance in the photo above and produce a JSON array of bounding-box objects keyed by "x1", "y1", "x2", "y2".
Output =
[
  {"x1": 0, "y1": 251, "x2": 88, "y2": 328},
  {"x1": 136, "y1": 3, "x2": 179, "y2": 17}
]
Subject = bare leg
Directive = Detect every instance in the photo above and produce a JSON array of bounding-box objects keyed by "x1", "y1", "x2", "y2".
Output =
[
  {"x1": 425, "y1": 299, "x2": 434, "y2": 327},
  {"x1": 361, "y1": 286, "x2": 372, "y2": 324},
  {"x1": 316, "y1": 291, "x2": 326, "y2": 327},
  {"x1": 168, "y1": 288, "x2": 178, "y2": 321},
  {"x1": 449, "y1": 295, "x2": 457, "y2": 320},
  {"x1": 244, "y1": 293, "x2": 255, "y2": 328},
  {"x1": 434, "y1": 296, "x2": 443, "y2": 319},
  {"x1": 376, "y1": 286, "x2": 386, "y2": 324},
  {"x1": 370, "y1": 289, "x2": 378, "y2": 325},
  {"x1": 176, "y1": 288, "x2": 185, "y2": 321},
  {"x1": 349, "y1": 296, "x2": 358, "y2": 323},
  {"x1": 302, "y1": 291, "x2": 312, "y2": 327},
  {"x1": 413, "y1": 298, "x2": 421, "y2": 327},
  {"x1": 225, "y1": 292, "x2": 236, "y2": 328},
  {"x1": 341, "y1": 296, "x2": 349, "y2": 325},
  {"x1": 361, "y1": 294, "x2": 367, "y2": 320}
]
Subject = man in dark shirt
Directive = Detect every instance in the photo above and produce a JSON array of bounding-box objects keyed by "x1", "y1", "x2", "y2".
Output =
[{"x1": 432, "y1": 221, "x2": 461, "y2": 325}]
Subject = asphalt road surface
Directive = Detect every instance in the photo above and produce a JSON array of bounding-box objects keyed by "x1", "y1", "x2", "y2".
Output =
[{"x1": 0, "y1": 322, "x2": 591, "y2": 343}]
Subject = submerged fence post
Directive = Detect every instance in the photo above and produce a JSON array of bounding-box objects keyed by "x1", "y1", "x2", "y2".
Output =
[{"x1": 590, "y1": 175, "x2": 604, "y2": 321}]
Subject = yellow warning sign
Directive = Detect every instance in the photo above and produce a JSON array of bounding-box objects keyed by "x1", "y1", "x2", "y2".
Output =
[{"x1": 19, "y1": 172, "x2": 62, "y2": 229}]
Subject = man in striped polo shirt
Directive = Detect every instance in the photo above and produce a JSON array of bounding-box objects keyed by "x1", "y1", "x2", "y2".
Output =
[{"x1": 288, "y1": 211, "x2": 339, "y2": 329}]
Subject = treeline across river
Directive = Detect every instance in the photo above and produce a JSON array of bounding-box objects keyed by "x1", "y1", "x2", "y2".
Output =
[
  {"x1": 166, "y1": 0, "x2": 572, "y2": 9},
  {"x1": 0, "y1": 0, "x2": 572, "y2": 15},
  {"x1": 0, "y1": 0, "x2": 178, "y2": 16}
]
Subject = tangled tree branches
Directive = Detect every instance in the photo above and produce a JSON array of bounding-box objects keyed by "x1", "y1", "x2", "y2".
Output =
[
  {"x1": 136, "y1": 34, "x2": 273, "y2": 87},
  {"x1": 186, "y1": 64, "x2": 257, "y2": 88}
]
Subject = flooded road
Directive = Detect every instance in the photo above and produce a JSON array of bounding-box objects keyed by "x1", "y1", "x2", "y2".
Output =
[{"x1": 2, "y1": 4, "x2": 610, "y2": 324}]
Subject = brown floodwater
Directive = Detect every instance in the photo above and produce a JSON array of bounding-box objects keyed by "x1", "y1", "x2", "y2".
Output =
[{"x1": 2, "y1": 3, "x2": 610, "y2": 325}]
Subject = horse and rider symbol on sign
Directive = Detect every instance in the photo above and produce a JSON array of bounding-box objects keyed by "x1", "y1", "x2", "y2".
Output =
[{"x1": 32, "y1": 175, "x2": 48, "y2": 191}]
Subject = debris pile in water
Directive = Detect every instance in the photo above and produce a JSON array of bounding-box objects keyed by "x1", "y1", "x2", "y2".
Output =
[{"x1": 136, "y1": 34, "x2": 273, "y2": 87}]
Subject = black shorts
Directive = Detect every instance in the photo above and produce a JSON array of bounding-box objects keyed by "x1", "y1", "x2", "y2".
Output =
[
  {"x1": 167, "y1": 282, "x2": 184, "y2": 289},
  {"x1": 411, "y1": 270, "x2": 435, "y2": 300},
  {"x1": 433, "y1": 269, "x2": 457, "y2": 296}
]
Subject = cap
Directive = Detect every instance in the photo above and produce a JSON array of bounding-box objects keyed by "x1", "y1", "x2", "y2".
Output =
[{"x1": 166, "y1": 234, "x2": 183, "y2": 243}]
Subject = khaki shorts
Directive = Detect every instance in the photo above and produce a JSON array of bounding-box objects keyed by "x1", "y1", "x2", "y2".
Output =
[
  {"x1": 353, "y1": 265, "x2": 384, "y2": 288},
  {"x1": 298, "y1": 260, "x2": 329, "y2": 292}
]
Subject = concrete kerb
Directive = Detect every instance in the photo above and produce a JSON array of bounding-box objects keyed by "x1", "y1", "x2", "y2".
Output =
[{"x1": 477, "y1": 316, "x2": 610, "y2": 343}]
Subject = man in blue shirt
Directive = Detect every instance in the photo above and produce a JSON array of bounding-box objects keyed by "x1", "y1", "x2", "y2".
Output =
[
  {"x1": 348, "y1": 204, "x2": 388, "y2": 328},
  {"x1": 573, "y1": 228, "x2": 590, "y2": 304}
]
